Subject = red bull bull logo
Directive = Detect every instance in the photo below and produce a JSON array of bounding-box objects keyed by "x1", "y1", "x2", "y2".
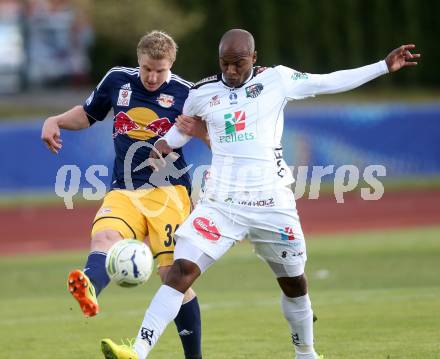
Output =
[
  {"x1": 113, "y1": 111, "x2": 140, "y2": 138},
  {"x1": 144, "y1": 117, "x2": 172, "y2": 137},
  {"x1": 157, "y1": 93, "x2": 175, "y2": 108},
  {"x1": 113, "y1": 108, "x2": 173, "y2": 140}
]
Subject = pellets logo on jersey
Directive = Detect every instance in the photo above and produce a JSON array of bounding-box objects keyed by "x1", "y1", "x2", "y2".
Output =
[
  {"x1": 113, "y1": 107, "x2": 173, "y2": 140},
  {"x1": 156, "y1": 93, "x2": 175, "y2": 108},
  {"x1": 193, "y1": 217, "x2": 220, "y2": 241},
  {"x1": 219, "y1": 110, "x2": 256, "y2": 143},
  {"x1": 225, "y1": 111, "x2": 246, "y2": 134}
]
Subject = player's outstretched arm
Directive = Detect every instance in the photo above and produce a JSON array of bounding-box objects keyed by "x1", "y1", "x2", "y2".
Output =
[
  {"x1": 385, "y1": 44, "x2": 420, "y2": 72},
  {"x1": 41, "y1": 105, "x2": 90, "y2": 154},
  {"x1": 287, "y1": 44, "x2": 420, "y2": 98}
]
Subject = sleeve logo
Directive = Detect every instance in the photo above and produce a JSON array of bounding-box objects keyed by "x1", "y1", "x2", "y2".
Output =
[{"x1": 291, "y1": 72, "x2": 309, "y2": 80}]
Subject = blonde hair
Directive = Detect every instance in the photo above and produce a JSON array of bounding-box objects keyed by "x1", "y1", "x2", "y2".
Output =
[{"x1": 137, "y1": 30, "x2": 177, "y2": 62}]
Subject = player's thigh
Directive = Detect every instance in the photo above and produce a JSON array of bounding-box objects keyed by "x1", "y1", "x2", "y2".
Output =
[
  {"x1": 253, "y1": 242, "x2": 307, "y2": 278},
  {"x1": 253, "y1": 240, "x2": 307, "y2": 278},
  {"x1": 250, "y1": 214, "x2": 307, "y2": 278},
  {"x1": 174, "y1": 201, "x2": 247, "y2": 264},
  {"x1": 143, "y1": 185, "x2": 191, "y2": 268},
  {"x1": 173, "y1": 235, "x2": 224, "y2": 274},
  {"x1": 92, "y1": 190, "x2": 147, "y2": 241},
  {"x1": 91, "y1": 229, "x2": 123, "y2": 252}
]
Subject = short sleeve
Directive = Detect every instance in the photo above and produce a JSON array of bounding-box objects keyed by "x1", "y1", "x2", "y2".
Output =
[
  {"x1": 83, "y1": 70, "x2": 113, "y2": 125},
  {"x1": 182, "y1": 89, "x2": 204, "y2": 119}
]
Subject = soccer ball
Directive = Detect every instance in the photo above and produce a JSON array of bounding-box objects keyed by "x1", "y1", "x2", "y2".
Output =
[{"x1": 105, "y1": 239, "x2": 154, "y2": 287}]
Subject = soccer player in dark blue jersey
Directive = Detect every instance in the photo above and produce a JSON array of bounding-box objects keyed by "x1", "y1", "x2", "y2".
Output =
[{"x1": 41, "y1": 31, "x2": 203, "y2": 359}]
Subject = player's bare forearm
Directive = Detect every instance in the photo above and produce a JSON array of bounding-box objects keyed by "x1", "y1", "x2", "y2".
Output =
[{"x1": 42, "y1": 105, "x2": 89, "y2": 154}]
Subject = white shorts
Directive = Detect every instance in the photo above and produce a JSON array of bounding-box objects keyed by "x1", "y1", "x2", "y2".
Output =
[{"x1": 174, "y1": 187, "x2": 307, "y2": 277}]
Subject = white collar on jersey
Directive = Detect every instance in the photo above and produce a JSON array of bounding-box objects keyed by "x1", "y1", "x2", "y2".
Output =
[{"x1": 221, "y1": 69, "x2": 254, "y2": 89}]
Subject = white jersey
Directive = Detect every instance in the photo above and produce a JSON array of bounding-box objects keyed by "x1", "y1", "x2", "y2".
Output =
[{"x1": 165, "y1": 61, "x2": 389, "y2": 195}]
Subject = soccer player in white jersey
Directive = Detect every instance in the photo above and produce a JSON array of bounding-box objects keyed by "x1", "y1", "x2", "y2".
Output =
[{"x1": 101, "y1": 29, "x2": 420, "y2": 359}]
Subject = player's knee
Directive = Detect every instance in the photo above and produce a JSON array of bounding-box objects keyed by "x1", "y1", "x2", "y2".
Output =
[
  {"x1": 183, "y1": 287, "x2": 196, "y2": 303},
  {"x1": 158, "y1": 265, "x2": 171, "y2": 283},
  {"x1": 158, "y1": 266, "x2": 197, "y2": 300},
  {"x1": 91, "y1": 230, "x2": 123, "y2": 252},
  {"x1": 165, "y1": 259, "x2": 200, "y2": 293},
  {"x1": 277, "y1": 273, "x2": 308, "y2": 298}
]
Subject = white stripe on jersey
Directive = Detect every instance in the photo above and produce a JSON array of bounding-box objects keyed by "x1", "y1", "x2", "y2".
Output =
[
  {"x1": 96, "y1": 67, "x2": 139, "y2": 90},
  {"x1": 171, "y1": 73, "x2": 192, "y2": 85},
  {"x1": 171, "y1": 74, "x2": 193, "y2": 88},
  {"x1": 113, "y1": 66, "x2": 139, "y2": 73}
]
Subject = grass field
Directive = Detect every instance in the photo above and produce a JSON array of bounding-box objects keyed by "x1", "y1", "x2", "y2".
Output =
[{"x1": 1, "y1": 226, "x2": 440, "y2": 359}]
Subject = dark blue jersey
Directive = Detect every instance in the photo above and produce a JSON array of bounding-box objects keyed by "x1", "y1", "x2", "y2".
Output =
[{"x1": 83, "y1": 66, "x2": 192, "y2": 193}]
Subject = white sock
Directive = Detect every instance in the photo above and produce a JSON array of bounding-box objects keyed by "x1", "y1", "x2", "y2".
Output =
[
  {"x1": 296, "y1": 352, "x2": 319, "y2": 359},
  {"x1": 134, "y1": 285, "x2": 184, "y2": 358},
  {"x1": 281, "y1": 293, "x2": 317, "y2": 359}
]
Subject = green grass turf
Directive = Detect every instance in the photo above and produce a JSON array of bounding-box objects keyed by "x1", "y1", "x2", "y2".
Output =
[{"x1": 1, "y1": 226, "x2": 439, "y2": 358}]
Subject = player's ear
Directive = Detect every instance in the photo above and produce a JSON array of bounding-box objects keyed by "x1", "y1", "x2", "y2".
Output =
[
  {"x1": 166, "y1": 56, "x2": 175, "y2": 69},
  {"x1": 252, "y1": 51, "x2": 257, "y2": 64}
]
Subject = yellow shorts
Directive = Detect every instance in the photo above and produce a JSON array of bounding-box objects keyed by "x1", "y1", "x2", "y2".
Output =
[{"x1": 92, "y1": 186, "x2": 191, "y2": 267}]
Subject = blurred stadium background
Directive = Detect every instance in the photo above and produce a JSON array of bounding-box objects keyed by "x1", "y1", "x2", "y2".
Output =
[{"x1": 0, "y1": 0, "x2": 439, "y2": 358}]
